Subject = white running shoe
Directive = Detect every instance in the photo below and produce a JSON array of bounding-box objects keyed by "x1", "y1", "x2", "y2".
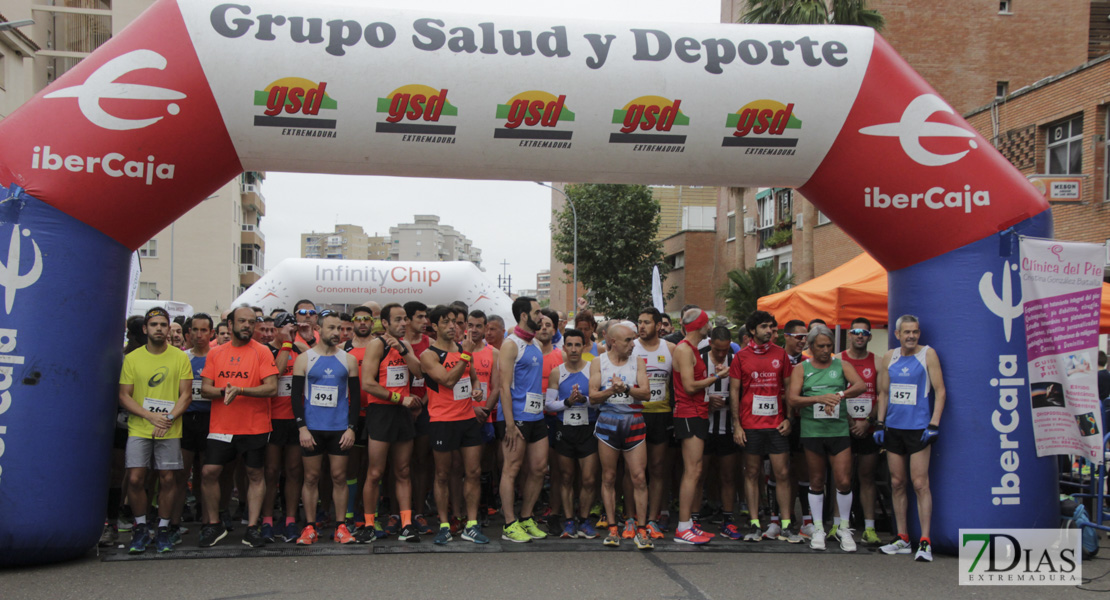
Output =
[
  {"x1": 915, "y1": 540, "x2": 933, "y2": 562},
  {"x1": 810, "y1": 528, "x2": 826, "y2": 551},
  {"x1": 762, "y1": 522, "x2": 783, "y2": 541},
  {"x1": 799, "y1": 523, "x2": 815, "y2": 540},
  {"x1": 837, "y1": 527, "x2": 857, "y2": 552},
  {"x1": 880, "y1": 538, "x2": 913, "y2": 555}
]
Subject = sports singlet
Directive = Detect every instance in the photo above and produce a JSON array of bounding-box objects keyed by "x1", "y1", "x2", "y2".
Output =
[
  {"x1": 799, "y1": 357, "x2": 849, "y2": 438},
  {"x1": 631, "y1": 338, "x2": 673, "y2": 414},
  {"x1": 886, "y1": 346, "x2": 932, "y2": 430},
  {"x1": 303, "y1": 348, "x2": 351, "y2": 432},
  {"x1": 598, "y1": 352, "x2": 641, "y2": 415}
]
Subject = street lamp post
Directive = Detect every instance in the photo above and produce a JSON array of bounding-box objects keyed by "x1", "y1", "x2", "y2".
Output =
[{"x1": 536, "y1": 182, "x2": 576, "y2": 314}]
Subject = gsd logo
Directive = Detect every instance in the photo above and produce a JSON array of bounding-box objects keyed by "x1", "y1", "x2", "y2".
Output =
[
  {"x1": 723, "y1": 100, "x2": 801, "y2": 155},
  {"x1": 253, "y1": 77, "x2": 336, "y2": 137},
  {"x1": 609, "y1": 96, "x2": 688, "y2": 152},
  {"x1": 494, "y1": 91, "x2": 574, "y2": 148},
  {"x1": 375, "y1": 85, "x2": 457, "y2": 144}
]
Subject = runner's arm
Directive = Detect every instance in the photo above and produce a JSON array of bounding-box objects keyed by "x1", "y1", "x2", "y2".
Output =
[
  {"x1": 361, "y1": 339, "x2": 394, "y2": 402},
  {"x1": 629, "y1": 359, "x2": 650, "y2": 402},
  {"x1": 588, "y1": 358, "x2": 611, "y2": 405},
  {"x1": 175, "y1": 378, "x2": 192, "y2": 418},
  {"x1": 200, "y1": 376, "x2": 223, "y2": 400},
  {"x1": 499, "y1": 340, "x2": 519, "y2": 422},
  {"x1": 926, "y1": 347, "x2": 946, "y2": 426},
  {"x1": 875, "y1": 351, "x2": 892, "y2": 423},
  {"x1": 347, "y1": 354, "x2": 361, "y2": 429},
  {"x1": 485, "y1": 348, "x2": 501, "y2": 412},
  {"x1": 239, "y1": 374, "x2": 278, "y2": 398},
  {"x1": 545, "y1": 367, "x2": 564, "y2": 412},
  {"x1": 841, "y1": 361, "x2": 866, "y2": 399},
  {"x1": 291, "y1": 375, "x2": 307, "y2": 428}
]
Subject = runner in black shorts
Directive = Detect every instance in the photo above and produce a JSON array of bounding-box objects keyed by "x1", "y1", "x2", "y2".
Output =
[{"x1": 840, "y1": 317, "x2": 882, "y2": 545}]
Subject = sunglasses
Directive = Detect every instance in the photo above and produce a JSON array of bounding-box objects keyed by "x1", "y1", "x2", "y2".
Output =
[
  {"x1": 318, "y1": 309, "x2": 337, "y2": 319},
  {"x1": 786, "y1": 333, "x2": 807, "y2": 341},
  {"x1": 352, "y1": 315, "x2": 374, "y2": 322},
  {"x1": 849, "y1": 328, "x2": 872, "y2": 337},
  {"x1": 255, "y1": 316, "x2": 265, "y2": 323},
  {"x1": 296, "y1": 309, "x2": 317, "y2": 316}
]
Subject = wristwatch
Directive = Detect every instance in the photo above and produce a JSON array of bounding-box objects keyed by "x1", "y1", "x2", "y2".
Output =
[
  {"x1": 165, "y1": 414, "x2": 175, "y2": 422},
  {"x1": 836, "y1": 391, "x2": 846, "y2": 400}
]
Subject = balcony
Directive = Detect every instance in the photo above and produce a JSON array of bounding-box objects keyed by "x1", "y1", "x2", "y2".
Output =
[
  {"x1": 241, "y1": 225, "x2": 265, "y2": 248},
  {"x1": 758, "y1": 219, "x2": 794, "y2": 251},
  {"x1": 239, "y1": 264, "x2": 263, "y2": 286},
  {"x1": 241, "y1": 183, "x2": 266, "y2": 216}
]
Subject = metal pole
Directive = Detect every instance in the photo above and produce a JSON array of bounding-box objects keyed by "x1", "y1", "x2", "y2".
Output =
[{"x1": 536, "y1": 182, "x2": 576, "y2": 313}]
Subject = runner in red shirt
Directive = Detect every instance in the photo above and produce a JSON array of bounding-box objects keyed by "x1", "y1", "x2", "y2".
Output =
[
  {"x1": 403, "y1": 301, "x2": 435, "y2": 536},
  {"x1": 198, "y1": 306, "x2": 279, "y2": 548},
  {"x1": 840, "y1": 317, "x2": 882, "y2": 546},
  {"x1": 262, "y1": 312, "x2": 301, "y2": 543},
  {"x1": 467, "y1": 310, "x2": 501, "y2": 519},
  {"x1": 729, "y1": 310, "x2": 800, "y2": 543}
]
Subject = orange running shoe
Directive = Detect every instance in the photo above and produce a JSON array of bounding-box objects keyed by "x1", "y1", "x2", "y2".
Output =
[
  {"x1": 334, "y1": 523, "x2": 355, "y2": 544},
  {"x1": 296, "y1": 524, "x2": 318, "y2": 545},
  {"x1": 621, "y1": 518, "x2": 637, "y2": 539},
  {"x1": 645, "y1": 521, "x2": 665, "y2": 539}
]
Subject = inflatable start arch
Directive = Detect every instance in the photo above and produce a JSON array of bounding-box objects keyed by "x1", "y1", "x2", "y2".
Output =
[{"x1": 0, "y1": 0, "x2": 1054, "y2": 564}]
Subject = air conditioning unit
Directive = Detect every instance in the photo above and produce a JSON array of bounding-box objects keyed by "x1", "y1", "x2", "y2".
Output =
[
  {"x1": 242, "y1": 183, "x2": 260, "y2": 195},
  {"x1": 743, "y1": 217, "x2": 755, "y2": 235},
  {"x1": 795, "y1": 213, "x2": 804, "y2": 230}
]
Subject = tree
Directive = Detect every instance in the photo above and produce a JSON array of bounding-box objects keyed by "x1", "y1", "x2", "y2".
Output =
[
  {"x1": 741, "y1": 0, "x2": 885, "y2": 30},
  {"x1": 551, "y1": 184, "x2": 672, "y2": 320},
  {"x1": 718, "y1": 263, "x2": 794, "y2": 326}
]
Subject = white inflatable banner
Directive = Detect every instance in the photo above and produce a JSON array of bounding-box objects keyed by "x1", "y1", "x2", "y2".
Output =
[{"x1": 232, "y1": 258, "x2": 515, "y2": 323}]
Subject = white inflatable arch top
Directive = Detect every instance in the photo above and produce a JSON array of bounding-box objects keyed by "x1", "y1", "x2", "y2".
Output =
[{"x1": 233, "y1": 258, "x2": 516, "y2": 324}]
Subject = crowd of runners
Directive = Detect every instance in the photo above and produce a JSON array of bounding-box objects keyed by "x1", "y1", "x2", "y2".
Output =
[{"x1": 113, "y1": 295, "x2": 944, "y2": 562}]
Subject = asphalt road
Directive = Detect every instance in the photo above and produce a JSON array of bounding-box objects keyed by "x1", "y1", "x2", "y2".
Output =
[{"x1": 6, "y1": 532, "x2": 1110, "y2": 600}]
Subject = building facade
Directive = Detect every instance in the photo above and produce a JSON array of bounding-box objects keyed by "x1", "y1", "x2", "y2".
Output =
[
  {"x1": 388, "y1": 214, "x2": 482, "y2": 267},
  {"x1": 0, "y1": 0, "x2": 268, "y2": 314}
]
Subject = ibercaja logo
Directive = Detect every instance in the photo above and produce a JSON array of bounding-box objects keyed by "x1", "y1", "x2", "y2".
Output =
[
  {"x1": 253, "y1": 77, "x2": 337, "y2": 138},
  {"x1": 723, "y1": 100, "x2": 801, "y2": 156},
  {"x1": 959, "y1": 529, "x2": 1081, "y2": 586},
  {"x1": 609, "y1": 96, "x2": 688, "y2": 153},
  {"x1": 375, "y1": 85, "x2": 457, "y2": 144},
  {"x1": 493, "y1": 91, "x2": 574, "y2": 149}
]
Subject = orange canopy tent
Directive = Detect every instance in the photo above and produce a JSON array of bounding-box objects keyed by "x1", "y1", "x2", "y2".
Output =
[{"x1": 758, "y1": 253, "x2": 1110, "y2": 333}]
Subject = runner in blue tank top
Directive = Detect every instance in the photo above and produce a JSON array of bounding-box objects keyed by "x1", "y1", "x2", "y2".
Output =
[
  {"x1": 497, "y1": 297, "x2": 551, "y2": 543},
  {"x1": 291, "y1": 310, "x2": 360, "y2": 546},
  {"x1": 874, "y1": 315, "x2": 947, "y2": 563}
]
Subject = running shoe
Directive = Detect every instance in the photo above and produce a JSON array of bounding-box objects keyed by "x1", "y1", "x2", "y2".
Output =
[
  {"x1": 128, "y1": 524, "x2": 150, "y2": 554},
  {"x1": 117, "y1": 514, "x2": 134, "y2": 534},
  {"x1": 837, "y1": 527, "x2": 857, "y2": 553},
  {"x1": 809, "y1": 528, "x2": 827, "y2": 551},
  {"x1": 354, "y1": 524, "x2": 376, "y2": 544},
  {"x1": 742, "y1": 523, "x2": 762, "y2": 542},
  {"x1": 635, "y1": 527, "x2": 654, "y2": 551},
  {"x1": 762, "y1": 522, "x2": 783, "y2": 541},
  {"x1": 220, "y1": 510, "x2": 235, "y2": 534},
  {"x1": 450, "y1": 516, "x2": 464, "y2": 537},
  {"x1": 657, "y1": 513, "x2": 671, "y2": 532},
  {"x1": 799, "y1": 522, "x2": 815, "y2": 540},
  {"x1": 603, "y1": 526, "x2": 621, "y2": 547},
  {"x1": 692, "y1": 522, "x2": 716, "y2": 539},
  {"x1": 260, "y1": 522, "x2": 274, "y2": 543},
  {"x1": 462, "y1": 525, "x2": 490, "y2": 544},
  {"x1": 156, "y1": 527, "x2": 173, "y2": 553},
  {"x1": 675, "y1": 527, "x2": 711, "y2": 545},
  {"x1": 98, "y1": 522, "x2": 118, "y2": 547},
  {"x1": 622, "y1": 518, "x2": 637, "y2": 539},
  {"x1": 385, "y1": 514, "x2": 401, "y2": 536},
  {"x1": 374, "y1": 521, "x2": 388, "y2": 540},
  {"x1": 561, "y1": 519, "x2": 578, "y2": 539},
  {"x1": 434, "y1": 526, "x2": 452, "y2": 545},
  {"x1": 198, "y1": 523, "x2": 227, "y2": 548},
  {"x1": 596, "y1": 517, "x2": 609, "y2": 529},
  {"x1": 915, "y1": 540, "x2": 933, "y2": 562},
  {"x1": 880, "y1": 537, "x2": 913, "y2": 555},
  {"x1": 578, "y1": 520, "x2": 599, "y2": 539},
  {"x1": 283, "y1": 521, "x2": 300, "y2": 543},
  {"x1": 646, "y1": 521, "x2": 665, "y2": 540},
  {"x1": 334, "y1": 523, "x2": 355, "y2": 544},
  {"x1": 862, "y1": 527, "x2": 882, "y2": 545},
  {"x1": 398, "y1": 524, "x2": 420, "y2": 543},
  {"x1": 520, "y1": 517, "x2": 548, "y2": 540},
  {"x1": 781, "y1": 525, "x2": 804, "y2": 544},
  {"x1": 589, "y1": 503, "x2": 603, "y2": 519},
  {"x1": 243, "y1": 525, "x2": 265, "y2": 548},
  {"x1": 296, "y1": 524, "x2": 318, "y2": 546},
  {"x1": 169, "y1": 525, "x2": 183, "y2": 546},
  {"x1": 828, "y1": 523, "x2": 839, "y2": 540},
  {"x1": 719, "y1": 520, "x2": 742, "y2": 541},
  {"x1": 502, "y1": 521, "x2": 532, "y2": 543},
  {"x1": 414, "y1": 514, "x2": 436, "y2": 536}
]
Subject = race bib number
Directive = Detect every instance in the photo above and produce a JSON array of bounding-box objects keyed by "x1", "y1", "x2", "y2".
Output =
[
  {"x1": 752, "y1": 394, "x2": 778, "y2": 417},
  {"x1": 480, "y1": 382, "x2": 488, "y2": 398},
  {"x1": 524, "y1": 392, "x2": 543, "y2": 414},
  {"x1": 847, "y1": 396, "x2": 872, "y2": 418},
  {"x1": 278, "y1": 376, "x2": 293, "y2": 398},
  {"x1": 207, "y1": 432, "x2": 233, "y2": 443},
  {"x1": 890, "y1": 383, "x2": 917, "y2": 406},
  {"x1": 191, "y1": 379, "x2": 203, "y2": 402},
  {"x1": 814, "y1": 402, "x2": 840, "y2": 419},
  {"x1": 608, "y1": 386, "x2": 632, "y2": 405},
  {"x1": 310, "y1": 384, "x2": 339, "y2": 408},
  {"x1": 563, "y1": 405, "x2": 588, "y2": 426},
  {"x1": 386, "y1": 365, "x2": 409, "y2": 387},
  {"x1": 453, "y1": 378, "x2": 472, "y2": 401},
  {"x1": 411, "y1": 377, "x2": 426, "y2": 388},
  {"x1": 648, "y1": 374, "x2": 667, "y2": 403},
  {"x1": 143, "y1": 397, "x2": 175, "y2": 414}
]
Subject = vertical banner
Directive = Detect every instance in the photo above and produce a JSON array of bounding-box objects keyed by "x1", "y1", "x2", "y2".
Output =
[{"x1": 1020, "y1": 237, "x2": 1106, "y2": 463}]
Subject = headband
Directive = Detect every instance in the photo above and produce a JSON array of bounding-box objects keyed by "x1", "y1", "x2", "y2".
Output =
[{"x1": 687, "y1": 310, "x2": 709, "y2": 332}]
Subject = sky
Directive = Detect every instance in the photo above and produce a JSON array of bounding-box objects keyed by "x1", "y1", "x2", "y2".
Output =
[{"x1": 262, "y1": 0, "x2": 722, "y2": 293}]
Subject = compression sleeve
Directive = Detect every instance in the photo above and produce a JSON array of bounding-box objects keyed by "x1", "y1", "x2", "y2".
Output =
[
  {"x1": 347, "y1": 376, "x2": 361, "y2": 428},
  {"x1": 544, "y1": 387, "x2": 564, "y2": 413},
  {"x1": 292, "y1": 375, "x2": 306, "y2": 426}
]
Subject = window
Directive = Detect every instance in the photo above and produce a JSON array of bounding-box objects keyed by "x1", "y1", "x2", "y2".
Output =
[
  {"x1": 1046, "y1": 115, "x2": 1083, "y2": 175},
  {"x1": 817, "y1": 211, "x2": 831, "y2": 226},
  {"x1": 138, "y1": 239, "x2": 157, "y2": 258},
  {"x1": 668, "y1": 252, "x2": 685, "y2": 269},
  {"x1": 416, "y1": 240, "x2": 422, "y2": 246},
  {"x1": 995, "y1": 81, "x2": 1009, "y2": 99},
  {"x1": 999, "y1": 0, "x2": 1012, "y2": 14},
  {"x1": 757, "y1": 194, "x2": 774, "y2": 229},
  {"x1": 726, "y1": 211, "x2": 736, "y2": 240},
  {"x1": 39, "y1": 2, "x2": 113, "y2": 81},
  {"x1": 138, "y1": 282, "x2": 159, "y2": 299},
  {"x1": 780, "y1": 259, "x2": 792, "y2": 278},
  {"x1": 776, "y1": 189, "x2": 793, "y2": 224}
]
